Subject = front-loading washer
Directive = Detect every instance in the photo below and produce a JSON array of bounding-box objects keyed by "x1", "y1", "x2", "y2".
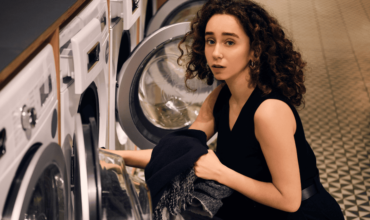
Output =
[
  {"x1": 59, "y1": 0, "x2": 151, "y2": 218},
  {"x1": 59, "y1": 0, "x2": 109, "y2": 153},
  {"x1": 0, "y1": 44, "x2": 70, "y2": 219},
  {"x1": 108, "y1": 0, "x2": 145, "y2": 150},
  {"x1": 59, "y1": 0, "x2": 109, "y2": 218},
  {"x1": 70, "y1": 113, "x2": 152, "y2": 219},
  {"x1": 116, "y1": 22, "x2": 218, "y2": 150}
]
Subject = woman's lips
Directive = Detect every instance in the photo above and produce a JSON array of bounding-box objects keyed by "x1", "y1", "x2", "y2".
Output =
[{"x1": 211, "y1": 64, "x2": 225, "y2": 68}]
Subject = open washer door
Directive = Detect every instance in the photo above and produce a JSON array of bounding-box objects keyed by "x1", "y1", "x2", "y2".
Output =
[
  {"x1": 2, "y1": 143, "x2": 69, "y2": 220},
  {"x1": 146, "y1": 0, "x2": 207, "y2": 36},
  {"x1": 116, "y1": 22, "x2": 217, "y2": 149},
  {"x1": 74, "y1": 113, "x2": 150, "y2": 219}
]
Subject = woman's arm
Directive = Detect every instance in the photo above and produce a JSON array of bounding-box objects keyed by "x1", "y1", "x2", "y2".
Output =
[
  {"x1": 102, "y1": 149, "x2": 152, "y2": 169},
  {"x1": 194, "y1": 99, "x2": 301, "y2": 212},
  {"x1": 103, "y1": 84, "x2": 224, "y2": 169}
]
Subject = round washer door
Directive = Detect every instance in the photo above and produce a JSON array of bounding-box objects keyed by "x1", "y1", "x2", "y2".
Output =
[
  {"x1": 116, "y1": 22, "x2": 217, "y2": 149},
  {"x1": 2, "y1": 143, "x2": 69, "y2": 220},
  {"x1": 74, "y1": 114, "x2": 145, "y2": 219},
  {"x1": 74, "y1": 114, "x2": 102, "y2": 220},
  {"x1": 146, "y1": 0, "x2": 207, "y2": 36}
]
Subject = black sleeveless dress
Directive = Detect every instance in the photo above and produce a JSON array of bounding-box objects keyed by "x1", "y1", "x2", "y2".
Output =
[{"x1": 213, "y1": 85, "x2": 343, "y2": 219}]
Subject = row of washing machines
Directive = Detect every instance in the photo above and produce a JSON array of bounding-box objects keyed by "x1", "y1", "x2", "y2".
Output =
[{"x1": 0, "y1": 0, "x2": 213, "y2": 219}]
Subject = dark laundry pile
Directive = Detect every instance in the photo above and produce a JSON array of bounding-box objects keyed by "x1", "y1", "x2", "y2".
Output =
[{"x1": 145, "y1": 130, "x2": 233, "y2": 220}]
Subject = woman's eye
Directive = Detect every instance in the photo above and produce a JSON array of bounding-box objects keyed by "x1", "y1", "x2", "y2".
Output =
[
  {"x1": 226, "y1": 41, "x2": 235, "y2": 46},
  {"x1": 207, "y1": 39, "x2": 215, "y2": 45}
]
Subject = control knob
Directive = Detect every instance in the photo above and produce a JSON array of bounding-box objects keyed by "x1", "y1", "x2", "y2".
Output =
[{"x1": 21, "y1": 105, "x2": 37, "y2": 131}]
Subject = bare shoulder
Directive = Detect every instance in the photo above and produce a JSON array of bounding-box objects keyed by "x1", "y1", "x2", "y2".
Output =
[
  {"x1": 189, "y1": 83, "x2": 225, "y2": 139},
  {"x1": 204, "y1": 83, "x2": 225, "y2": 106},
  {"x1": 254, "y1": 99, "x2": 296, "y2": 135}
]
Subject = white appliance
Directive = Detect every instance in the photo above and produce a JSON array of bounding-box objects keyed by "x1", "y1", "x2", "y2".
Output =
[
  {"x1": 109, "y1": 0, "x2": 213, "y2": 151},
  {"x1": 59, "y1": 0, "x2": 109, "y2": 153},
  {"x1": 59, "y1": 0, "x2": 152, "y2": 219},
  {"x1": 108, "y1": 0, "x2": 145, "y2": 150},
  {"x1": 71, "y1": 113, "x2": 152, "y2": 219},
  {"x1": 59, "y1": 0, "x2": 109, "y2": 218},
  {"x1": 0, "y1": 45, "x2": 70, "y2": 219}
]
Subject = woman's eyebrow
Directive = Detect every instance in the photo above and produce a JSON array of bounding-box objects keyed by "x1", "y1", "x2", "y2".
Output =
[
  {"x1": 204, "y1": 32, "x2": 239, "y2": 38},
  {"x1": 222, "y1": 32, "x2": 239, "y2": 38}
]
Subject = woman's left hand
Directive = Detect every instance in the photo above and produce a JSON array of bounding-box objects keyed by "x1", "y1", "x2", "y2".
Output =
[{"x1": 194, "y1": 149, "x2": 224, "y2": 182}]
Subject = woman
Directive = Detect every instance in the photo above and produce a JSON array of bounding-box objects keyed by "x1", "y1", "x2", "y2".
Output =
[{"x1": 109, "y1": 0, "x2": 344, "y2": 219}]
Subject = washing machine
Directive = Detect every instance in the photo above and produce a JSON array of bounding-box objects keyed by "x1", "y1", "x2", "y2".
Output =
[
  {"x1": 59, "y1": 0, "x2": 109, "y2": 153},
  {"x1": 59, "y1": 0, "x2": 109, "y2": 217},
  {"x1": 115, "y1": 21, "x2": 217, "y2": 150},
  {"x1": 0, "y1": 45, "x2": 70, "y2": 219},
  {"x1": 70, "y1": 113, "x2": 152, "y2": 219},
  {"x1": 59, "y1": 0, "x2": 152, "y2": 218},
  {"x1": 145, "y1": 0, "x2": 207, "y2": 36},
  {"x1": 108, "y1": 0, "x2": 145, "y2": 150},
  {"x1": 108, "y1": 0, "x2": 211, "y2": 151}
]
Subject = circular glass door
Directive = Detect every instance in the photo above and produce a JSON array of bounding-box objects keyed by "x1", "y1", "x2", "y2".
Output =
[
  {"x1": 2, "y1": 143, "x2": 68, "y2": 220},
  {"x1": 117, "y1": 22, "x2": 217, "y2": 149},
  {"x1": 138, "y1": 36, "x2": 208, "y2": 130}
]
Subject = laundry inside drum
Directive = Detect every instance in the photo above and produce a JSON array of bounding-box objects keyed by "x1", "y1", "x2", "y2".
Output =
[
  {"x1": 99, "y1": 150, "x2": 138, "y2": 219},
  {"x1": 138, "y1": 37, "x2": 215, "y2": 130}
]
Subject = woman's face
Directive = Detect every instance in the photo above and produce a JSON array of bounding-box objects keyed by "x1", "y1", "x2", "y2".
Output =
[{"x1": 204, "y1": 14, "x2": 253, "y2": 82}]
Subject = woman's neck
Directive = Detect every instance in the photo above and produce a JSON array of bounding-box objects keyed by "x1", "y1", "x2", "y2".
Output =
[{"x1": 225, "y1": 69, "x2": 255, "y2": 107}]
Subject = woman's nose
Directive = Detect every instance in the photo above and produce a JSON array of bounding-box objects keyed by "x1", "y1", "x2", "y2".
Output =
[{"x1": 212, "y1": 44, "x2": 223, "y2": 60}]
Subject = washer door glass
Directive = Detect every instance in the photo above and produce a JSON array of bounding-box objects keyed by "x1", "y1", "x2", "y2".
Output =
[
  {"x1": 74, "y1": 114, "x2": 148, "y2": 219},
  {"x1": 139, "y1": 36, "x2": 209, "y2": 129},
  {"x1": 26, "y1": 165, "x2": 65, "y2": 220},
  {"x1": 99, "y1": 150, "x2": 152, "y2": 220},
  {"x1": 117, "y1": 22, "x2": 217, "y2": 149}
]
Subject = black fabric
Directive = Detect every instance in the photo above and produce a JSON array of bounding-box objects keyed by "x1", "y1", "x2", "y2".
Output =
[
  {"x1": 145, "y1": 130, "x2": 209, "y2": 210},
  {"x1": 154, "y1": 167, "x2": 233, "y2": 220},
  {"x1": 213, "y1": 85, "x2": 343, "y2": 219},
  {"x1": 100, "y1": 167, "x2": 133, "y2": 219}
]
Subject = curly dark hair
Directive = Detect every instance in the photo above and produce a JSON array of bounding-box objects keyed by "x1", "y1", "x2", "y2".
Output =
[{"x1": 178, "y1": 0, "x2": 307, "y2": 107}]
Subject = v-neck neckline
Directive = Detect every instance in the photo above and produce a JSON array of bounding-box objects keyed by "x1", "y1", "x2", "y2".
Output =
[{"x1": 227, "y1": 86, "x2": 258, "y2": 132}]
